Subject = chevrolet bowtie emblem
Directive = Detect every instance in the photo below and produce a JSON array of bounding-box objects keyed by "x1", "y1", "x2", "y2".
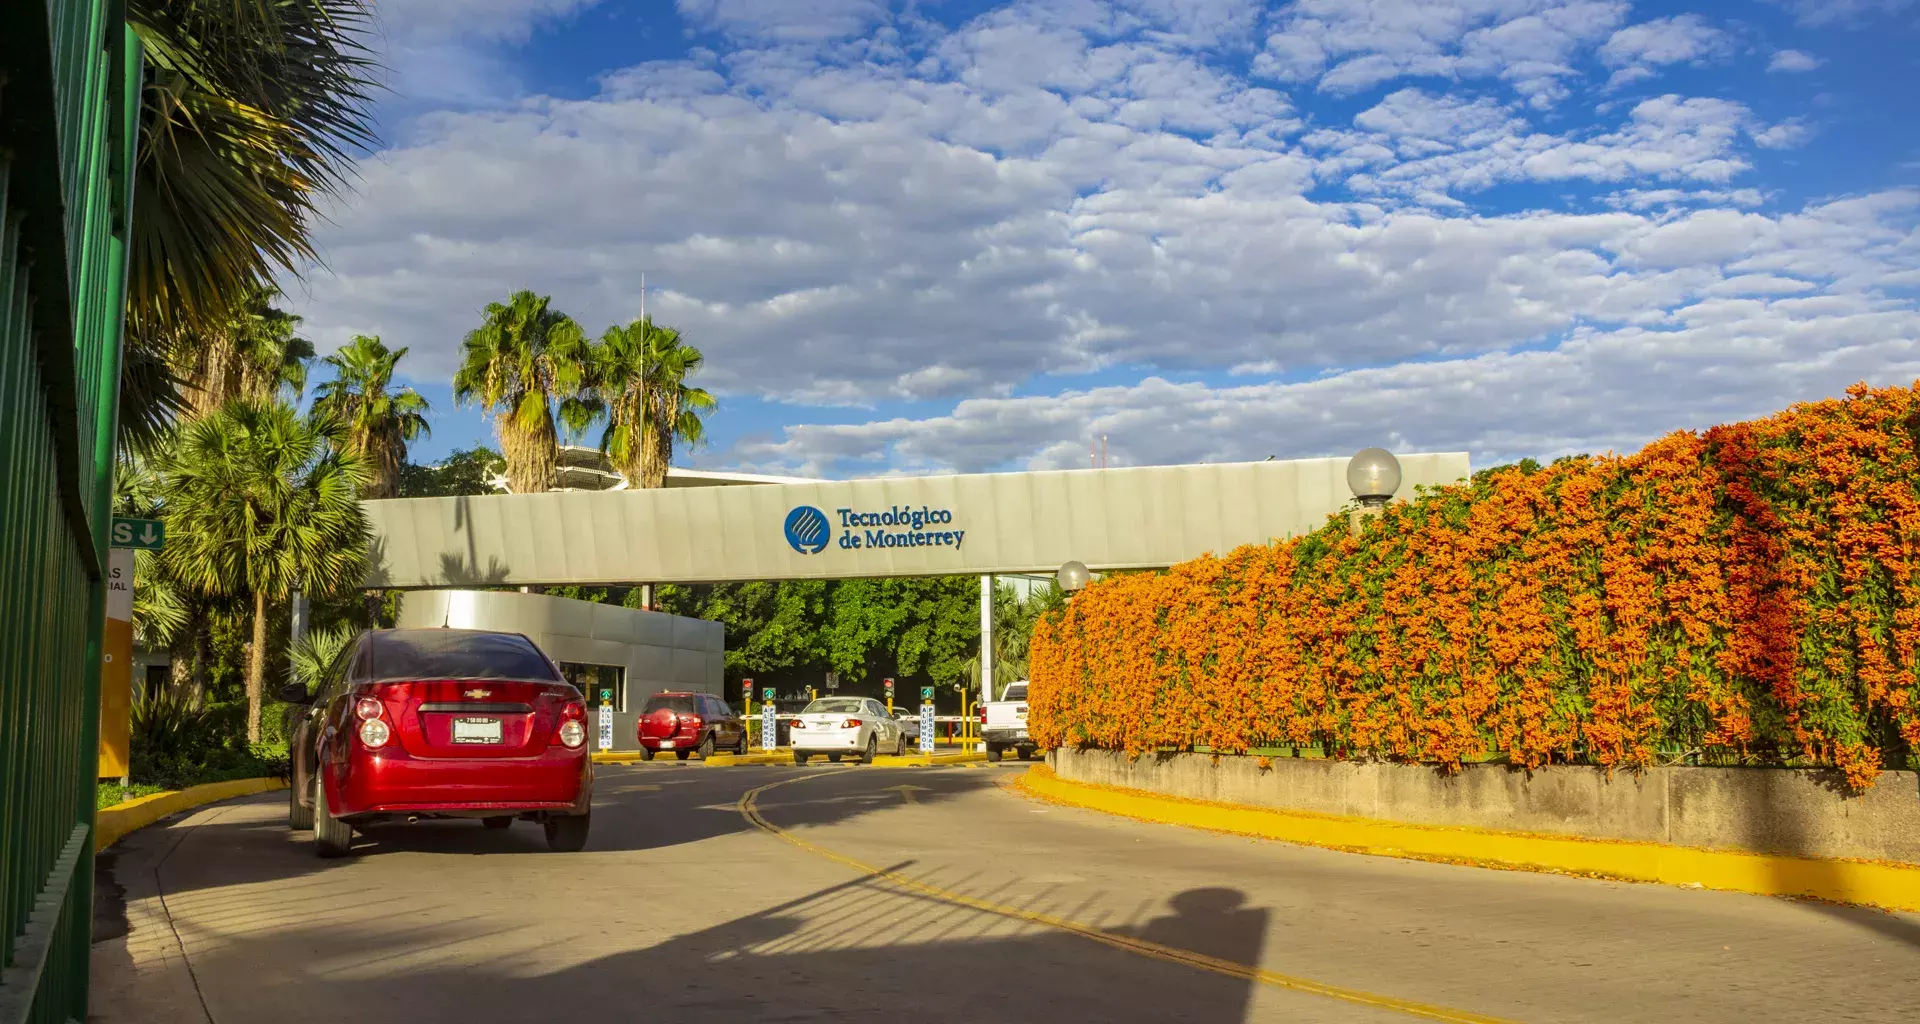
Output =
[{"x1": 464, "y1": 689, "x2": 490, "y2": 699}]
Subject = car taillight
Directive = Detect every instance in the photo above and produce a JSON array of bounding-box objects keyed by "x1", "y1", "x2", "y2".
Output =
[
  {"x1": 978, "y1": 709, "x2": 986, "y2": 725},
  {"x1": 358, "y1": 718, "x2": 391, "y2": 748},
  {"x1": 560, "y1": 701, "x2": 587, "y2": 748},
  {"x1": 355, "y1": 696, "x2": 383, "y2": 720},
  {"x1": 790, "y1": 719, "x2": 806, "y2": 729},
  {"x1": 842, "y1": 718, "x2": 862, "y2": 728},
  {"x1": 685, "y1": 715, "x2": 703, "y2": 728}
]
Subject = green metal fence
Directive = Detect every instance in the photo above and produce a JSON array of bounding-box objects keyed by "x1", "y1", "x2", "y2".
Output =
[{"x1": 0, "y1": 2, "x2": 139, "y2": 1022}]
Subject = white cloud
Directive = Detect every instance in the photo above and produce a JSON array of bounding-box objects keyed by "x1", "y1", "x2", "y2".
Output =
[
  {"x1": 1597, "y1": 15, "x2": 1728, "y2": 88},
  {"x1": 378, "y1": 0, "x2": 602, "y2": 43},
  {"x1": 675, "y1": 0, "x2": 890, "y2": 41},
  {"x1": 1767, "y1": 49, "x2": 1824, "y2": 73},
  {"x1": 290, "y1": 0, "x2": 1915, "y2": 476},
  {"x1": 1777, "y1": 0, "x2": 1917, "y2": 28},
  {"x1": 1253, "y1": 0, "x2": 1629, "y2": 106}
]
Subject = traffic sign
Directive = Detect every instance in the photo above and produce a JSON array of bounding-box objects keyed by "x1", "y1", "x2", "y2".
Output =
[
  {"x1": 920, "y1": 686, "x2": 933, "y2": 700},
  {"x1": 919, "y1": 701, "x2": 935, "y2": 754},
  {"x1": 760, "y1": 701, "x2": 777, "y2": 752},
  {"x1": 597, "y1": 704, "x2": 612, "y2": 751},
  {"x1": 762, "y1": 687, "x2": 775, "y2": 701},
  {"x1": 110, "y1": 517, "x2": 164, "y2": 551},
  {"x1": 825, "y1": 671, "x2": 839, "y2": 691},
  {"x1": 599, "y1": 688, "x2": 612, "y2": 705}
]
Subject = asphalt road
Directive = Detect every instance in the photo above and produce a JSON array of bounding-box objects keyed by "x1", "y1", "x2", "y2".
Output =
[{"x1": 91, "y1": 762, "x2": 1920, "y2": 1024}]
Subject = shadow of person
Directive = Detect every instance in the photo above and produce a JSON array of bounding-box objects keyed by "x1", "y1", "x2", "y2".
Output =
[{"x1": 1128, "y1": 887, "x2": 1269, "y2": 966}]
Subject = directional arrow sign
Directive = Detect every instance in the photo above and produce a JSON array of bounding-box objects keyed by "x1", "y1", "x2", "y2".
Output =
[
  {"x1": 110, "y1": 517, "x2": 165, "y2": 551},
  {"x1": 883, "y1": 784, "x2": 930, "y2": 805}
]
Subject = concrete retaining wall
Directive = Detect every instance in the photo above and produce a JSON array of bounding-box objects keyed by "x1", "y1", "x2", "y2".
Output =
[{"x1": 1050, "y1": 749, "x2": 1920, "y2": 865}]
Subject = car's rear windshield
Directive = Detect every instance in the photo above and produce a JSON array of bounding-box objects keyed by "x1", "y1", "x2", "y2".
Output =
[
  {"x1": 1002, "y1": 683, "x2": 1027, "y2": 700},
  {"x1": 802, "y1": 698, "x2": 864, "y2": 714},
  {"x1": 643, "y1": 696, "x2": 698, "y2": 714},
  {"x1": 365, "y1": 630, "x2": 558, "y2": 683}
]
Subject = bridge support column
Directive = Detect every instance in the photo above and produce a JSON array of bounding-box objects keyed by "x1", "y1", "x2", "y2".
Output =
[{"x1": 979, "y1": 574, "x2": 993, "y2": 751}]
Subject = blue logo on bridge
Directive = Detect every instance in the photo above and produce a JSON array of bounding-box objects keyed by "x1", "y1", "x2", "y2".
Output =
[{"x1": 783, "y1": 506, "x2": 830, "y2": 554}]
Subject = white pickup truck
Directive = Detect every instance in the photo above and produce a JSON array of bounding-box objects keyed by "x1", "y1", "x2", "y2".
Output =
[{"x1": 980, "y1": 680, "x2": 1038, "y2": 762}]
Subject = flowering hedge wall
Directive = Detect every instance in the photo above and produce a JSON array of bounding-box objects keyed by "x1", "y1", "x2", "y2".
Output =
[{"x1": 1029, "y1": 383, "x2": 1920, "y2": 790}]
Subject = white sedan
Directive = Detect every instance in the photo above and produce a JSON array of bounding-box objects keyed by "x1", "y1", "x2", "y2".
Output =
[{"x1": 790, "y1": 697, "x2": 907, "y2": 764}]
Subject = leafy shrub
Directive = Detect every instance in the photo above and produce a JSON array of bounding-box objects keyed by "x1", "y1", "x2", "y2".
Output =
[
  {"x1": 130, "y1": 689, "x2": 287, "y2": 790},
  {"x1": 1030, "y1": 383, "x2": 1920, "y2": 790}
]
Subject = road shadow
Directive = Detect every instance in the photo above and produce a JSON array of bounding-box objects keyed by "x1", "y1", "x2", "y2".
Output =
[
  {"x1": 148, "y1": 864, "x2": 1274, "y2": 1024},
  {"x1": 151, "y1": 767, "x2": 988, "y2": 897}
]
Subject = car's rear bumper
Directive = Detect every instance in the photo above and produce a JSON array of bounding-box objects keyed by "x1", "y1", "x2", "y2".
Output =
[
  {"x1": 982, "y1": 727, "x2": 1031, "y2": 745},
  {"x1": 332, "y1": 747, "x2": 591, "y2": 819},
  {"x1": 792, "y1": 729, "x2": 864, "y2": 752},
  {"x1": 637, "y1": 734, "x2": 700, "y2": 750}
]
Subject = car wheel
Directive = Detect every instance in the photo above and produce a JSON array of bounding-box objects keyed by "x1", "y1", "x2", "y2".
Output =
[
  {"x1": 288, "y1": 775, "x2": 313, "y2": 831},
  {"x1": 544, "y1": 813, "x2": 590, "y2": 853},
  {"x1": 793, "y1": 751, "x2": 809, "y2": 765},
  {"x1": 482, "y1": 816, "x2": 513, "y2": 830},
  {"x1": 827, "y1": 753, "x2": 843, "y2": 763},
  {"x1": 736, "y1": 733, "x2": 750, "y2": 755},
  {"x1": 698, "y1": 734, "x2": 716, "y2": 760},
  {"x1": 985, "y1": 743, "x2": 1003, "y2": 763},
  {"x1": 1017, "y1": 747, "x2": 1033, "y2": 761},
  {"x1": 896, "y1": 733, "x2": 907, "y2": 757},
  {"x1": 638, "y1": 746, "x2": 655, "y2": 761},
  {"x1": 675, "y1": 749, "x2": 691, "y2": 761},
  {"x1": 312, "y1": 776, "x2": 353, "y2": 858},
  {"x1": 861, "y1": 734, "x2": 878, "y2": 764}
]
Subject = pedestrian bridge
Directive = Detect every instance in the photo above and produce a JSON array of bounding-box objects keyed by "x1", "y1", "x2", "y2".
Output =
[{"x1": 360, "y1": 453, "x2": 1472, "y2": 589}]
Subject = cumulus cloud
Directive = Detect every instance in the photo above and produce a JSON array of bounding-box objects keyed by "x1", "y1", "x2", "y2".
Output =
[
  {"x1": 288, "y1": 0, "x2": 1912, "y2": 476},
  {"x1": 1767, "y1": 49, "x2": 1824, "y2": 73}
]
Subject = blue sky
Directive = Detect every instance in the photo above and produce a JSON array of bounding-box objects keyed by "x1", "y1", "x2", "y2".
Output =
[{"x1": 287, "y1": 0, "x2": 1920, "y2": 477}]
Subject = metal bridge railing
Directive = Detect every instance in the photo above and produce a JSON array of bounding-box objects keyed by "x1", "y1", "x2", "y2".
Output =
[{"x1": 0, "y1": 2, "x2": 139, "y2": 1022}]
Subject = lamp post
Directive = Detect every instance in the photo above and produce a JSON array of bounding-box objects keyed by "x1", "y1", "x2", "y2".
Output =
[
  {"x1": 1057, "y1": 560, "x2": 1090, "y2": 598},
  {"x1": 1346, "y1": 448, "x2": 1402, "y2": 537}
]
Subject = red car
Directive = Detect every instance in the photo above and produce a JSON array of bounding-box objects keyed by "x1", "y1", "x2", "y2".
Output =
[
  {"x1": 283, "y1": 628, "x2": 593, "y2": 856},
  {"x1": 636, "y1": 691, "x2": 749, "y2": 760}
]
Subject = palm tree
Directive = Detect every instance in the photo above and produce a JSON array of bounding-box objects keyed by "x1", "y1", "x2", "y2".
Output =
[
  {"x1": 591, "y1": 318, "x2": 717, "y2": 489},
  {"x1": 180, "y1": 286, "x2": 315, "y2": 418},
  {"x1": 313, "y1": 336, "x2": 431, "y2": 499},
  {"x1": 160, "y1": 400, "x2": 370, "y2": 741},
  {"x1": 122, "y1": 0, "x2": 379, "y2": 447},
  {"x1": 452, "y1": 291, "x2": 593, "y2": 493}
]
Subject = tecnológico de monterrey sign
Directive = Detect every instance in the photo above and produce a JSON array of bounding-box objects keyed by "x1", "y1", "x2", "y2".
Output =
[{"x1": 784, "y1": 504, "x2": 965, "y2": 555}]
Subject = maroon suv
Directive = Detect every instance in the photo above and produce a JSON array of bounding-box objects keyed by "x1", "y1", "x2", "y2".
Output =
[{"x1": 636, "y1": 692, "x2": 748, "y2": 760}]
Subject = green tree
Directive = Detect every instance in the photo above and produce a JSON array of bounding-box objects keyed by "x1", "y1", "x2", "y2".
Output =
[
  {"x1": 453, "y1": 291, "x2": 593, "y2": 493},
  {"x1": 160, "y1": 401, "x2": 371, "y2": 741},
  {"x1": 399, "y1": 446, "x2": 508, "y2": 498},
  {"x1": 590, "y1": 318, "x2": 717, "y2": 488},
  {"x1": 313, "y1": 335, "x2": 432, "y2": 499},
  {"x1": 122, "y1": 0, "x2": 379, "y2": 445},
  {"x1": 179, "y1": 286, "x2": 315, "y2": 418}
]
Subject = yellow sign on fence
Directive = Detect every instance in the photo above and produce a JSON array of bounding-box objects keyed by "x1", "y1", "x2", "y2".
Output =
[{"x1": 99, "y1": 548, "x2": 133, "y2": 779}]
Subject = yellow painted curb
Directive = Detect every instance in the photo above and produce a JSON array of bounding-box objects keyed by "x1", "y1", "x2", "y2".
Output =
[
  {"x1": 870, "y1": 751, "x2": 989, "y2": 767},
  {"x1": 1018, "y1": 765, "x2": 1920, "y2": 913},
  {"x1": 94, "y1": 777, "x2": 287, "y2": 852},
  {"x1": 705, "y1": 750, "x2": 796, "y2": 766},
  {"x1": 591, "y1": 751, "x2": 648, "y2": 764}
]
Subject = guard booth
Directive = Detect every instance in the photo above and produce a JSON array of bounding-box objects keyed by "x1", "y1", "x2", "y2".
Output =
[{"x1": 0, "y1": 4, "x2": 143, "y2": 1022}]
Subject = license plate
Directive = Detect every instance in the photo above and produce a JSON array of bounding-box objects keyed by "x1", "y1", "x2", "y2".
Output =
[
  {"x1": 659, "y1": 738, "x2": 675, "y2": 748},
  {"x1": 452, "y1": 717, "x2": 502, "y2": 744}
]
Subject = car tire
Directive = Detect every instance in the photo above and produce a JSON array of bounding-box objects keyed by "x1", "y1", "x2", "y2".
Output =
[
  {"x1": 985, "y1": 744, "x2": 1003, "y2": 763},
  {"x1": 698, "y1": 734, "x2": 716, "y2": 760},
  {"x1": 312, "y1": 776, "x2": 352, "y2": 858},
  {"x1": 544, "y1": 813, "x2": 590, "y2": 853},
  {"x1": 288, "y1": 775, "x2": 313, "y2": 831},
  {"x1": 638, "y1": 746, "x2": 655, "y2": 761},
  {"x1": 793, "y1": 751, "x2": 809, "y2": 765},
  {"x1": 896, "y1": 734, "x2": 907, "y2": 757},
  {"x1": 736, "y1": 733, "x2": 750, "y2": 755},
  {"x1": 861, "y1": 734, "x2": 877, "y2": 764},
  {"x1": 675, "y1": 749, "x2": 691, "y2": 761},
  {"x1": 482, "y1": 816, "x2": 513, "y2": 830},
  {"x1": 1017, "y1": 747, "x2": 1033, "y2": 761},
  {"x1": 827, "y1": 753, "x2": 843, "y2": 764}
]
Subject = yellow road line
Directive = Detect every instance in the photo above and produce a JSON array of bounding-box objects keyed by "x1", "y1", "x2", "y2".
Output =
[{"x1": 738, "y1": 773, "x2": 1523, "y2": 1024}]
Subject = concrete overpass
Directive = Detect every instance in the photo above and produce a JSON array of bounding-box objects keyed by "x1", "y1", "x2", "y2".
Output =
[{"x1": 360, "y1": 453, "x2": 1472, "y2": 589}]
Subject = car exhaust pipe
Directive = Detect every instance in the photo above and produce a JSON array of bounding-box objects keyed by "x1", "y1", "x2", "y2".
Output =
[{"x1": 406, "y1": 815, "x2": 420, "y2": 824}]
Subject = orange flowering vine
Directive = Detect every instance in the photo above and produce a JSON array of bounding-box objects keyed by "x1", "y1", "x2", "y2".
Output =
[{"x1": 1029, "y1": 382, "x2": 1920, "y2": 791}]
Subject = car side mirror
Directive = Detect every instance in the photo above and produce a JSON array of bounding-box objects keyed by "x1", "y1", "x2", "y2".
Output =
[{"x1": 277, "y1": 680, "x2": 312, "y2": 704}]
